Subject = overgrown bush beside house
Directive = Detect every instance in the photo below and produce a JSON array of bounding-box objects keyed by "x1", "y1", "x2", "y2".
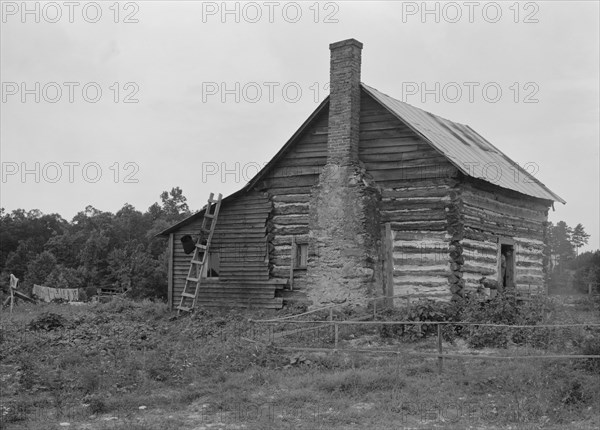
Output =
[{"x1": 377, "y1": 292, "x2": 557, "y2": 348}]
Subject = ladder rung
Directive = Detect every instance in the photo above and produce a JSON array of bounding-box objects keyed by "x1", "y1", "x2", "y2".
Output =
[
  {"x1": 205, "y1": 214, "x2": 214, "y2": 219},
  {"x1": 177, "y1": 306, "x2": 192, "y2": 312},
  {"x1": 187, "y1": 277, "x2": 200, "y2": 283},
  {"x1": 196, "y1": 244, "x2": 207, "y2": 249},
  {"x1": 181, "y1": 292, "x2": 195, "y2": 298},
  {"x1": 190, "y1": 259, "x2": 203, "y2": 265}
]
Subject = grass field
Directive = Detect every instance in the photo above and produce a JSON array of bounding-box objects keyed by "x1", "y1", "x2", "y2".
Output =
[{"x1": 1, "y1": 296, "x2": 599, "y2": 430}]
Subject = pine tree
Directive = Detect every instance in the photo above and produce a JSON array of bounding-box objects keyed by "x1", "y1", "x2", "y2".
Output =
[
  {"x1": 571, "y1": 223, "x2": 590, "y2": 256},
  {"x1": 550, "y1": 221, "x2": 575, "y2": 266}
]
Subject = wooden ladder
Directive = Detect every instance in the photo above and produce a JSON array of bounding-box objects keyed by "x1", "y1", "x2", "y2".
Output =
[{"x1": 177, "y1": 192, "x2": 222, "y2": 315}]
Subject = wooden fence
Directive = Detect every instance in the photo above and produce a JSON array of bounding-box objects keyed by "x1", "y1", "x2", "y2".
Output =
[{"x1": 249, "y1": 295, "x2": 600, "y2": 373}]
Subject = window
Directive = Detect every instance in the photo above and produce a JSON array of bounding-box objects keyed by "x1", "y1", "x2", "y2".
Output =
[
  {"x1": 295, "y1": 243, "x2": 308, "y2": 269},
  {"x1": 201, "y1": 251, "x2": 220, "y2": 278}
]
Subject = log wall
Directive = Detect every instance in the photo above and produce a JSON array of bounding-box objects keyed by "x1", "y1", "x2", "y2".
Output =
[
  {"x1": 359, "y1": 92, "x2": 459, "y2": 300},
  {"x1": 460, "y1": 179, "x2": 550, "y2": 293}
]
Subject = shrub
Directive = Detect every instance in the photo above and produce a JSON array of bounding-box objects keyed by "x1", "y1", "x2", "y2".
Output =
[
  {"x1": 27, "y1": 312, "x2": 69, "y2": 331},
  {"x1": 576, "y1": 330, "x2": 600, "y2": 373},
  {"x1": 88, "y1": 396, "x2": 108, "y2": 414},
  {"x1": 458, "y1": 291, "x2": 554, "y2": 348},
  {"x1": 375, "y1": 292, "x2": 556, "y2": 348},
  {"x1": 378, "y1": 299, "x2": 459, "y2": 341}
]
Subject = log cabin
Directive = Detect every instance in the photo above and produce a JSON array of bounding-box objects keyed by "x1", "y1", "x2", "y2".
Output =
[{"x1": 158, "y1": 39, "x2": 565, "y2": 310}]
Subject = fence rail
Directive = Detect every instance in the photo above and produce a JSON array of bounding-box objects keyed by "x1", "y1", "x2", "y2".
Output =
[{"x1": 248, "y1": 318, "x2": 600, "y2": 373}]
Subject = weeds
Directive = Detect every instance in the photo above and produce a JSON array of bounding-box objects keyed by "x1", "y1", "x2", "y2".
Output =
[{"x1": 1, "y1": 297, "x2": 598, "y2": 429}]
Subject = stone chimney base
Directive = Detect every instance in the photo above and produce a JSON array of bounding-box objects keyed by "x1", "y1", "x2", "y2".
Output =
[{"x1": 307, "y1": 164, "x2": 381, "y2": 306}]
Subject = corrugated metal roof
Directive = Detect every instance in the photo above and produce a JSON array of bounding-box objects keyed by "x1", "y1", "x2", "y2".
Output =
[{"x1": 362, "y1": 84, "x2": 565, "y2": 204}]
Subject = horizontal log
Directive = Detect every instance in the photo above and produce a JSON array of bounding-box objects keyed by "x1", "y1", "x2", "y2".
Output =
[
  {"x1": 295, "y1": 136, "x2": 327, "y2": 146},
  {"x1": 462, "y1": 205, "x2": 543, "y2": 231},
  {"x1": 359, "y1": 117, "x2": 409, "y2": 130},
  {"x1": 268, "y1": 166, "x2": 321, "y2": 178},
  {"x1": 201, "y1": 279, "x2": 287, "y2": 286},
  {"x1": 462, "y1": 217, "x2": 544, "y2": 241},
  {"x1": 362, "y1": 149, "x2": 448, "y2": 163},
  {"x1": 462, "y1": 181, "x2": 550, "y2": 211},
  {"x1": 371, "y1": 166, "x2": 458, "y2": 182},
  {"x1": 267, "y1": 186, "x2": 314, "y2": 195},
  {"x1": 387, "y1": 220, "x2": 448, "y2": 231},
  {"x1": 197, "y1": 292, "x2": 277, "y2": 299},
  {"x1": 220, "y1": 275, "x2": 270, "y2": 281},
  {"x1": 263, "y1": 175, "x2": 319, "y2": 188},
  {"x1": 359, "y1": 143, "x2": 422, "y2": 154},
  {"x1": 291, "y1": 148, "x2": 328, "y2": 157},
  {"x1": 359, "y1": 128, "x2": 423, "y2": 140},
  {"x1": 271, "y1": 235, "x2": 309, "y2": 245},
  {"x1": 382, "y1": 200, "x2": 449, "y2": 211},
  {"x1": 359, "y1": 111, "x2": 399, "y2": 122},
  {"x1": 195, "y1": 300, "x2": 283, "y2": 309},
  {"x1": 271, "y1": 225, "x2": 309, "y2": 235},
  {"x1": 461, "y1": 190, "x2": 546, "y2": 221},
  {"x1": 276, "y1": 157, "x2": 328, "y2": 168},
  {"x1": 392, "y1": 231, "x2": 450, "y2": 241},
  {"x1": 364, "y1": 157, "x2": 450, "y2": 172},
  {"x1": 273, "y1": 204, "x2": 310, "y2": 216},
  {"x1": 271, "y1": 215, "x2": 308, "y2": 226},
  {"x1": 271, "y1": 194, "x2": 311, "y2": 203},
  {"x1": 383, "y1": 210, "x2": 447, "y2": 223}
]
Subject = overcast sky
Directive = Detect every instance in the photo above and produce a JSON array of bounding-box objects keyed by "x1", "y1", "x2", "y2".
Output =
[{"x1": 1, "y1": 1, "x2": 599, "y2": 251}]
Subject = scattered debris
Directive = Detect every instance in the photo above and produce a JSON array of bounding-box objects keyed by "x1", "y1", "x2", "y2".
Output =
[
  {"x1": 283, "y1": 353, "x2": 312, "y2": 369},
  {"x1": 2, "y1": 274, "x2": 37, "y2": 310}
]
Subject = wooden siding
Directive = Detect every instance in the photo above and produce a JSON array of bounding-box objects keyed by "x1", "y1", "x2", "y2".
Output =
[
  {"x1": 170, "y1": 192, "x2": 271, "y2": 308},
  {"x1": 359, "y1": 92, "x2": 458, "y2": 300},
  {"x1": 359, "y1": 93, "x2": 457, "y2": 187},
  {"x1": 460, "y1": 180, "x2": 549, "y2": 293}
]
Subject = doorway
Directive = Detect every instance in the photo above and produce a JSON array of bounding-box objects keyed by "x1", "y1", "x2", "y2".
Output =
[{"x1": 499, "y1": 243, "x2": 515, "y2": 290}]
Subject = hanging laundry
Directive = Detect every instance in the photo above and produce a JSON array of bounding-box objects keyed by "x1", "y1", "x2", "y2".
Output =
[{"x1": 32, "y1": 285, "x2": 79, "y2": 302}]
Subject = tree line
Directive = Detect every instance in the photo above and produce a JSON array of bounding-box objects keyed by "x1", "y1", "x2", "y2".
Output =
[
  {"x1": 0, "y1": 195, "x2": 597, "y2": 299},
  {"x1": 546, "y1": 221, "x2": 598, "y2": 294},
  {"x1": 0, "y1": 187, "x2": 191, "y2": 300}
]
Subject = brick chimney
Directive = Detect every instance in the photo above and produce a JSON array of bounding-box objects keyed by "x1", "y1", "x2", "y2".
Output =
[
  {"x1": 327, "y1": 39, "x2": 362, "y2": 166},
  {"x1": 307, "y1": 39, "x2": 381, "y2": 306}
]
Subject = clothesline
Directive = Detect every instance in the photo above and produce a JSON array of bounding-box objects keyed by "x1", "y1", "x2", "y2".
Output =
[{"x1": 32, "y1": 284, "x2": 79, "y2": 302}]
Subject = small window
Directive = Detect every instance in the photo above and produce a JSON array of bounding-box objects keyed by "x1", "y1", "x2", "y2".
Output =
[
  {"x1": 295, "y1": 244, "x2": 308, "y2": 269},
  {"x1": 201, "y1": 251, "x2": 220, "y2": 278}
]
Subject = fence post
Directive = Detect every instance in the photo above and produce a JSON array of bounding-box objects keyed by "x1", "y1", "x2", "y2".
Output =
[
  {"x1": 334, "y1": 323, "x2": 339, "y2": 349},
  {"x1": 437, "y1": 323, "x2": 443, "y2": 374},
  {"x1": 373, "y1": 299, "x2": 377, "y2": 320}
]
